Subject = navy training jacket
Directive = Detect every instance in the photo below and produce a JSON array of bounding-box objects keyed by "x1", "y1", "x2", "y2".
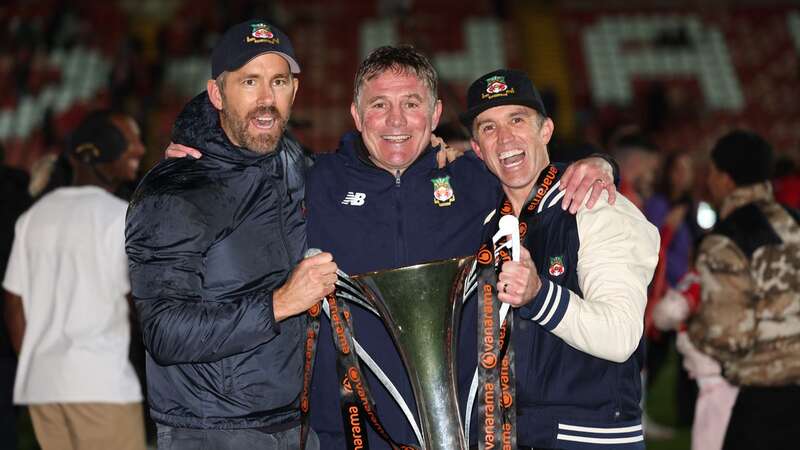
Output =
[
  {"x1": 126, "y1": 94, "x2": 310, "y2": 430},
  {"x1": 306, "y1": 131, "x2": 500, "y2": 449}
]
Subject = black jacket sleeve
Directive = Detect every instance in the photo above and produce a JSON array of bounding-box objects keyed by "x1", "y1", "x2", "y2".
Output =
[{"x1": 126, "y1": 192, "x2": 281, "y2": 366}]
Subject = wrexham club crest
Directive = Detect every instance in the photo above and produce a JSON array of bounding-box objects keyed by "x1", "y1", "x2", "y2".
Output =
[
  {"x1": 548, "y1": 256, "x2": 565, "y2": 277},
  {"x1": 482, "y1": 75, "x2": 515, "y2": 100},
  {"x1": 247, "y1": 23, "x2": 278, "y2": 44},
  {"x1": 485, "y1": 76, "x2": 508, "y2": 94},
  {"x1": 432, "y1": 176, "x2": 455, "y2": 207}
]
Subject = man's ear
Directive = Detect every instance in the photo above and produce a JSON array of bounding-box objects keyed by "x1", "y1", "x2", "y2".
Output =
[
  {"x1": 430, "y1": 99, "x2": 443, "y2": 130},
  {"x1": 290, "y1": 77, "x2": 299, "y2": 106},
  {"x1": 207, "y1": 79, "x2": 223, "y2": 110},
  {"x1": 539, "y1": 117, "x2": 555, "y2": 145},
  {"x1": 470, "y1": 138, "x2": 484, "y2": 160},
  {"x1": 350, "y1": 103, "x2": 363, "y2": 132}
]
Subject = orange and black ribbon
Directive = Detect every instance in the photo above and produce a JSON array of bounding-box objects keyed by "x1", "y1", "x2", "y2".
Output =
[
  {"x1": 300, "y1": 301, "x2": 322, "y2": 449},
  {"x1": 475, "y1": 164, "x2": 559, "y2": 450},
  {"x1": 475, "y1": 231, "x2": 516, "y2": 450},
  {"x1": 327, "y1": 289, "x2": 420, "y2": 450}
]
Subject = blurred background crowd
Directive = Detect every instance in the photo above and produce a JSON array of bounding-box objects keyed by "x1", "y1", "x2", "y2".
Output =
[{"x1": 1, "y1": 0, "x2": 799, "y2": 449}]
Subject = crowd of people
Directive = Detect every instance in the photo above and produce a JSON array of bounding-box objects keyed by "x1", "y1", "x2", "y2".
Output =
[
  {"x1": 1, "y1": 14, "x2": 799, "y2": 450},
  {"x1": 607, "y1": 118, "x2": 800, "y2": 450}
]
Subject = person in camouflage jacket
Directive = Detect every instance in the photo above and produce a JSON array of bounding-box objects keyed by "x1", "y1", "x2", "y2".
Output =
[{"x1": 688, "y1": 130, "x2": 800, "y2": 450}]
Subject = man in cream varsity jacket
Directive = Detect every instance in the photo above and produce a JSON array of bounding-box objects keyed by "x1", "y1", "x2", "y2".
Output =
[{"x1": 460, "y1": 69, "x2": 659, "y2": 450}]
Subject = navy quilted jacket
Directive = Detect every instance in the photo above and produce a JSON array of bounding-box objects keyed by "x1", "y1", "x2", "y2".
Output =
[{"x1": 126, "y1": 93, "x2": 310, "y2": 430}]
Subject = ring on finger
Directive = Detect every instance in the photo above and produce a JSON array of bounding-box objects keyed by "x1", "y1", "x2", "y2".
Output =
[{"x1": 594, "y1": 178, "x2": 606, "y2": 186}]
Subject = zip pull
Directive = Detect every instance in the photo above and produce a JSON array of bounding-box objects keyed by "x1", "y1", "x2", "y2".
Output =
[{"x1": 395, "y1": 169, "x2": 401, "y2": 186}]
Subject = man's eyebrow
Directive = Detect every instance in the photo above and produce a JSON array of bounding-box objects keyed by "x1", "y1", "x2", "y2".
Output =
[
  {"x1": 365, "y1": 93, "x2": 424, "y2": 103},
  {"x1": 403, "y1": 93, "x2": 424, "y2": 101},
  {"x1": 474, "y1": 117, "x2": 494, "y2": 129},
  {"x1": 237, "y1": 72, "x2": 263, "y2": 80},
  {"x1": 495, "y1": 109, "x2": 533, "y2": 123},
  {"x1": 238, "y1": 70, "x2": 291, "y2": 79},
  {"x1": 508, "y1": 107, "x2": 533, "y2": 118},
  {"x1": 365, "y1": 94, "x2": 388, "y2": 104},
  {"x1": 474, "y1": 108, "x2": 532, "y2": 129}
]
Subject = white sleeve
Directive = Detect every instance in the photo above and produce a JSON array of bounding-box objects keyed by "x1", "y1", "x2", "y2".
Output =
[
  {"x1": 520, "y1": 193, "x2": 659, "y2": 363},
  {"x1": 2, "y1": 214, "x2": 29, "y2": 296}
]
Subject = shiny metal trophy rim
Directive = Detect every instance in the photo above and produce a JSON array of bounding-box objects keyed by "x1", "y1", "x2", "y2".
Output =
[{"x1": 351, "y1": 255, "x2": 474, "y2": 450}]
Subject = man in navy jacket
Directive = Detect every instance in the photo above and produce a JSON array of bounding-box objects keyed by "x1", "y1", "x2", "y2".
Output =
[
  {"x1": 126, "y1": 20, "x2": 336, "y2": 450},
  {"x1": 305, "y1": 47, "x2": 501, "y2": 450},
  {"x1": 461, "y1": 69, "x2": 659, "y2": 450}
]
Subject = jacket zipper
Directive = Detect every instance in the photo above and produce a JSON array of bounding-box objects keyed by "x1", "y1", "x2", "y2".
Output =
[{"x1": 394, "y1": 169, "x2": 405, "y2": 267}]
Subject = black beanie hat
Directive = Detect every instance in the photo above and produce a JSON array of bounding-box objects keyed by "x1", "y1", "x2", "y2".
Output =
[
  {"x1": 67, "y1": 111, "x2": 127, "y2": 165},
  {"x1": 710, "y1": 130, "x2": 773, "y2": 186}
]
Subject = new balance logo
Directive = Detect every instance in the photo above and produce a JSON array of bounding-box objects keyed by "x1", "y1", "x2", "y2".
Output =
[{"x1": 341, "y1": 192, "x2": 366, "y2": 206}]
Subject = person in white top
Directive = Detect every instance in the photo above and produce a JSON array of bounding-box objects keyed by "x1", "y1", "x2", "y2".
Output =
[{"x1": 3, "y1": 110, "x2": 147, "y2": 450}]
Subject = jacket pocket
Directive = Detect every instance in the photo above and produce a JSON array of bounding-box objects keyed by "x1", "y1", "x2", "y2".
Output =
[{"x1": 554, "y1": 419, "x2": 644, "y2": 450}]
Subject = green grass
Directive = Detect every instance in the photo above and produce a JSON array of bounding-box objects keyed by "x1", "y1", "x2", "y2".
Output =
[{"x1": 645, "y1": 346, "x2": 692, "y2": 450}]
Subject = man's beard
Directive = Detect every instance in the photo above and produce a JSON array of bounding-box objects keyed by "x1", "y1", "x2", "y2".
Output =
[{"x1": 221, "y1": 104, "x2": 287, "y2": 154}]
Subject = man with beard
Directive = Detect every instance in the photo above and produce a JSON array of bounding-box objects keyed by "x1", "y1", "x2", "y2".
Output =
[{"x1": 125, "y1": 20, "x2": 335, "y2": 450}]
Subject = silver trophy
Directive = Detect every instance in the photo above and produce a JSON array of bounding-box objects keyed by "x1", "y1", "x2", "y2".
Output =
[{"x1": 334, "y1": 256, "x2": 475, "y2": 450}]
